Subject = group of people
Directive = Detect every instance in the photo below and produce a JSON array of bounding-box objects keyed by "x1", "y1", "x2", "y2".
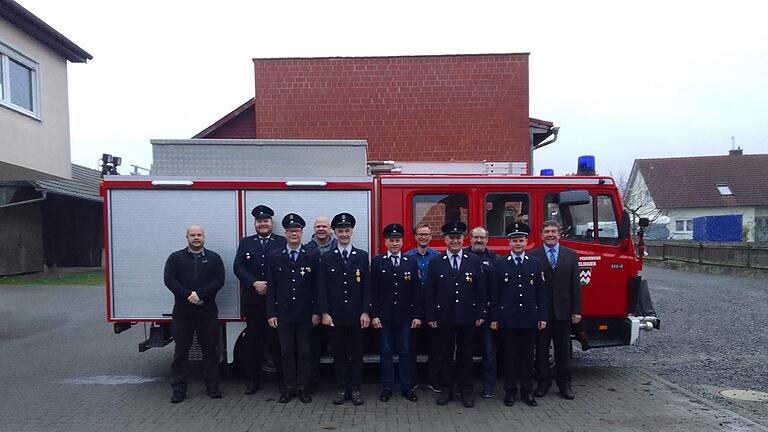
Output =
[{"x1": 163, "y1": 204, "x2": 582, "y2": 409}]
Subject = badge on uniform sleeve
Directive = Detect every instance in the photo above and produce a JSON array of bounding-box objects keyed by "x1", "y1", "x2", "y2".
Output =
[{"x1": 355, "y1": 269, "x2": 361, "y2": 283}]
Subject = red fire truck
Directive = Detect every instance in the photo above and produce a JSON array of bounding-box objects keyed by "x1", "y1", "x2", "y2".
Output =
[{"x1": 103, "y1": 143, "x2": 659, "y2": 368}]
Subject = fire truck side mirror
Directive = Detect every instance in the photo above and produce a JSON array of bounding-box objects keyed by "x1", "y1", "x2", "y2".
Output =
[
  {"x1": 558, "y1": 190, "x2": 591, "y2": 206},
  {"x1": 638, "y1": 217, "x2": 650, "y2": 228}
]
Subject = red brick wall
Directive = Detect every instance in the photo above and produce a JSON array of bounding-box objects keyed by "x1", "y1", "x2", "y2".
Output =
[
  {"x1": 252, "y1": 54, "x2": 530, "y2": 162},
  {"x1": 202, "y1": 104, "x2": 257, "y2": 139}
]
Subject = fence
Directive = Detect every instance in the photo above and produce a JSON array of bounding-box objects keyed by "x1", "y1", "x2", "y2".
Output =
[{"x1": 644, "y1": 240, "x2": 768, "y2": 269}]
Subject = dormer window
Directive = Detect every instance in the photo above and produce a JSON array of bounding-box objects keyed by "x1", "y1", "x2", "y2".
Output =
[{"x1": 716, "y1": 183, "x2": 732, "y2": 196}]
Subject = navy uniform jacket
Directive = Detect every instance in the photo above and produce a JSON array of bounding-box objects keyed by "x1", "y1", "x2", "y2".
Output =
[
  {"x1": 316, "y1": 246, "x2": 371, "y2": 327},
  {"x1": 489, "y1": 254, "x2": 547, "y2": 328},
  {"x1": 370, "y1": 254, "x2": 422, "y2": 323},
  {"x1": 265, "y1": 246, "x2": 320, "y2": 324},
  {"x1": 424, "y1": 252, "x2": 487, "y2": 326},
  {"x1": 233, "y1": 234, "x2": 287, "y2": 306}
]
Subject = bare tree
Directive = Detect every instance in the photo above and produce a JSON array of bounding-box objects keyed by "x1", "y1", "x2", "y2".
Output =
[{"x1": 612, "y1": 169, "x2": 667, "y2": 234}]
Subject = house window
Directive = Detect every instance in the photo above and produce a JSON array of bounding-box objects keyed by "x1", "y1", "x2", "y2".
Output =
[
  {"x1": 0, "y1": 43, "x2": 40, "y2": 118},
  {"x1": 716, "y1": 183, "x2": 733, "y2": 196},
  {"x1": 675, "y1": 219, "x2": 693, "y2": 232}
]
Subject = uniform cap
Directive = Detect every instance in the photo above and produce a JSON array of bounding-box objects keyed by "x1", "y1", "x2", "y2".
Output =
[
  {"x1": 506, "y1": 222, "x2": 531, "y2": 238},
  {"x1": 442, "y1": 220, "x2": 467, "y2": 236},
  {"x1": 251, "y1": 205, "x2": 275, "y2": 219},
  {"x1": 383, "y1": 223, "x2": 404, "y2": 238},
  {"x1": 282, "y1": 213, "x2": 306, "y2": 229},
  {"x1": 331, "y1": 212, "x2": 356, "y2": 229}
]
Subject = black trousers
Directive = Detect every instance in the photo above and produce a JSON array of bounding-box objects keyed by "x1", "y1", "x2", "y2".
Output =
[
  {"x1": 535, "y1": 319, "x2": 572, "y2": 387},
  {"x1": 170, "y1": 314, "x2": 219, "y2": 391},
  {"x1": 329, "y1": 325, "x2": 364, "y2": 391},
  {"x1": 500, "y1": 328, "x2": 535, "y2": 395},
  {"x1": 310, "y1": 325, "x2": 328, "y2": 385},
  {"x1": 437, "y1": 324, "x2": 475, "y2": 393},
  {"x1": 276, "y1": 321, "x2": 312, "y2": 391},
  {"x1": 243, "y1": 303, "x2": 280, "y2": 384}
]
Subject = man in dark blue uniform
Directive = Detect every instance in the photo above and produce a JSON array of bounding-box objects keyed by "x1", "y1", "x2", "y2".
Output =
[
  {"x1": 490, "y1": 222, "x2": 547, "y2": 407},
  {"x1": 463, "y1": 226, "x2": 498, "y2": 398},
  {"x1": 233, "y1": 205, "x2": 287, "y2": 395},
  {"x1": 164, "y1": 225, "x2": 225, "y2": 403},
  {"x1": 317, "y1": 213, "x2": 371, "y2": 405},
  {"x1": 266, "y1": 213, "x2": 321, "y2": 403},
  {"x1": 371, "y1": 223, "x2": 421, "y2": 402},
  {"x1": 425, "y1": 221, "x2": 487, "y2": 407}
]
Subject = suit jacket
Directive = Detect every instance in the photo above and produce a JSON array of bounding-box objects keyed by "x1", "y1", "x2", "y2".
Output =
[
  {"x1": 489, "y1": 254, "x2": 546, "y2": 328},
  {"x1": 266, "y1": 246, "x2": 320, "y2": 324},
  {"x1": 529, "y1": 244, "x2": 582, "y2": 321},
  {"x1": 424, "y1": 252, "x2": 487, "y2": 326},
  {"x1": 233, "y1": 233, "x2": 287, "y2": 306},
  {"x1": 316, "y1": 246, "x2": 371, "y2": 327},
  {"x1": 370, "y1": 254, "x2": 422, "y2": 323}
]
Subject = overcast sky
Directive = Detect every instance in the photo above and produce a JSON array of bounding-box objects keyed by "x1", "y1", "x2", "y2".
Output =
[{"x1": 17, "y1": 0, "x2": 768, "y2": 177}]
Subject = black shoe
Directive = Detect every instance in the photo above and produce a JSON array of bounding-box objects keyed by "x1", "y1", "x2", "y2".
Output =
[
  {"x1": 402, "y1": 390, "x2": 418, "y2": 402},
  {"x1": 298, "y1": 389, "x2": 312, "y2": 403},
  {"x1": 504, "y1": 391, "x2": 515, "y2": 406},
  {"x1": 481, "y1": 387, "x2": 495, "y2": 398},
  {"x1": 427, "y1": 383, "x2": 442, "y2": 393},
  {"x1": 206, "y1": 386, "x2": 222, "y2": 399},
  {"x1": 533, "y1": 381, "x2": 551, "y2": 398},
  {"x1": 170, "y1": 390, "x2": 186, "y2": 404},
  {"x1": 351, "y1": 390, "x2": 364, "y2": 406},
  {"x1": 379, "y1": 389, "x2": 392, "y2": 402},
  {"x1": 436, "y1": 392, "x2": 453, "y2": 405},
  {"x1": 559, "y1": 386, "x2": 575, "y2": 400},
  {"x1": 245, "y1": 381, "x2": 261, "y2": 395},
  {"x1": 522, "y1": 393, "x2": 538, "y2": 406},
  {"x1": 333, "y1": 391, "x2": 347, "y2": 405},
  {"x1": 278, "y1": 390, "x2": 295, "y2": 403},
  {"x1": 461, "y1": 393, "x2": 475, "y2": 408}
]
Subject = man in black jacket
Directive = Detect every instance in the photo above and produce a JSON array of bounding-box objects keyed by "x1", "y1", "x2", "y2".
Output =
[
  {"x1": 233, "y1": 205, "x2": 286, "y2": 395},
  {"x1": 529, "y1": 220, "x2": 582, "y2": 400},
  {"x1": 266, "y1": 213, "x2": 321, "y2": 404},
  {"x1": 317, "y1": 213, "x2": 371, "y2": 406},
  {"x1": 425, "y1": 221, "x2": 487, "y2": 408},
  {"x1": 371, "y1": 223, "x2": 421, "y2": 402},
  {"x1": 164, "y1": 225, "x2": 225, "y2": 403}
]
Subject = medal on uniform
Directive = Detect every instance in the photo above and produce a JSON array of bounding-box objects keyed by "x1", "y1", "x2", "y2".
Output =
[
  {"x1": 300, "y1": 267, "x2": 306, "y2": 276},
  {"x1": 504, "y1": 273, "x2": 509, "y2": 283},
  {"x1": 404, "y1": 271, "x2": 411, "y2": 281},
  {"x1": 530, "y1": 279, "x2": 534, "y2": 286},
  {"x1": 305, "y1": 266, "x2": 311, "y2": 273},
  {"x1": 465, "y1": 272, "x2": 472, "y2": 282},
  {"x1": 356, "y1": 269, "x2": 361, "y2": 283}
]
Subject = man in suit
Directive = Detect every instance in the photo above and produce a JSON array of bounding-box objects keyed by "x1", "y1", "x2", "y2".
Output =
[
  {"x1": 266, "y1": 213, "x2": 321, "y2": 403},
  {"x1": 529, "y1": 220, "x2": 582, "y2": 400},
  {"x1": 463, "y1": 226, "x2": 497, "y2": 398},
  {"x1": 425, "y1": 221, "x2": 487, "y2": 408},
  {"x1": 490, "y1": 222, "x2": 546, "y2": 407},
  {"x1": 317, "y1": 213, "x2": 371, "y2": 405},
  {"x1": 371, "y1": 223, "x2": 421, "y2": 403},
  {"x1": 233, "y1": 205, "x2": 287, "y2": 395}
]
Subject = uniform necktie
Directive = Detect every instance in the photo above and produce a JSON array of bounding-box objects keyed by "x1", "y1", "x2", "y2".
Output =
[
  {"x1": 342, "y1": 249, "x2": 349, "y2": 263},
  {"x1": 515, "y1": 256, "x2": 522, "y2": 266},
  {"x1": 392, "y1": 255, "x2": 399, "y2": 267},
  {"x1": 451, "y1": 254, "x2": 459, "y2": 271},
  {"x1": 260, "y1": 237, "x2": 266, "y2": 246},
  {"x1": 290, "y1": 250, "x2": 297, "y2": 262},
  {"x1": 548, "y1": 248, "x2": 557, "y2": 269}
]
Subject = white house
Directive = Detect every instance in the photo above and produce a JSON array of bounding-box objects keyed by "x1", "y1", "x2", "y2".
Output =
[
  {"x1": 625, "y1": 150, "x2": 768, "y2": 242},
  {"x1": 0, "y1": 0, "x2": 91, "y2": 180}
]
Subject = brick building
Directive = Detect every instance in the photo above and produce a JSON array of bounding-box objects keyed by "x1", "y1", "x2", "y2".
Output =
[{"x1": 195, "y1": 53, "x2": 556, "y2": 171}]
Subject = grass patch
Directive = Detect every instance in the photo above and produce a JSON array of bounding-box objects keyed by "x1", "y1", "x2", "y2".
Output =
[{"x1": 0, "y1": 270, "x2": 105, "y2": 286}]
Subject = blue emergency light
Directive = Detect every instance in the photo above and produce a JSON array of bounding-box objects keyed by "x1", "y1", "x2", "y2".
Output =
[
  {"x1": 540, "y1": 169, "x2": 555, "y2": 176},
  {"x1": 577, "y1": 155, "x2": 596, "y2": 176}
]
